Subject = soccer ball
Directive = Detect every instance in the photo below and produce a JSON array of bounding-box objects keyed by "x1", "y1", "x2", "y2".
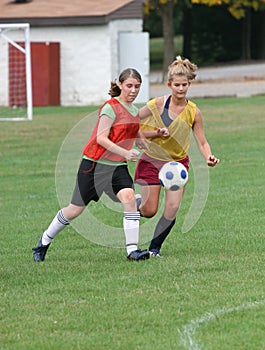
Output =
[{"x1": 158, "y1": 161, "x2": 188, "y2": 191}]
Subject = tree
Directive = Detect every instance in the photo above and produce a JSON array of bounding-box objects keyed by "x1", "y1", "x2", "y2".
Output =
[
  {"x1": 191, "y1": 0, "x2": 265, "y2": 17},
  {"x1": 182, "y1": 2, "x2": 193, "y2": 59},
  {"x1": 258, "y1": 10, "x2": 265, "y2": 58},
  {"x1": 191, "y1": 0, "x2": 265, "y2": 59},
  {"x1": 144, "y1": 0, "x2": 176, "y2": 81}
]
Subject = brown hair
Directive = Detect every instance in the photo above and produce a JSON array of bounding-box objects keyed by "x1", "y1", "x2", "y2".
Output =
[
  {"x1": 168, "y1": 56, "x2": 197, "y2": 82},
  {"x1": 108, "y1": 68, "x2": 142, "y2": 97}
]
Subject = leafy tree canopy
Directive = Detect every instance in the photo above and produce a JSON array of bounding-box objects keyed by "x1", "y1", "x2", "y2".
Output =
[
  {"x1": 191, "y1": 0, "x2": 265, "y2": 19},
  {"x1": 144, "y1": 0, "x2": 175, "y2": 15}
]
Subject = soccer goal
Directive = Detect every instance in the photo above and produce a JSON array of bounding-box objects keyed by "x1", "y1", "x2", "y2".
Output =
[{"x1": 0, "y1": 23, "x2": 32, "y2": 121}]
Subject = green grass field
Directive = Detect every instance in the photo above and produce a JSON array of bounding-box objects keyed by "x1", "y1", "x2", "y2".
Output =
[{"x1": 1, "y1": 96, "x2": 265, "y2": 350}]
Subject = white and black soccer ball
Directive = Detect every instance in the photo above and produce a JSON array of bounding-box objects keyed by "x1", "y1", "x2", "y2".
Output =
[{"x1": 159, "y1": 161, "x2": 188, "y2": 191}]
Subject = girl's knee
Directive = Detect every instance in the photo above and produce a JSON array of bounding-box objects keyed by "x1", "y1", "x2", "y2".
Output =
[
  {"x1": 117, "y1": 188, "x2": 135, "y2": 204},
  {"x1": 140, "y1": 206, "x2": 157, "y2": 218}
]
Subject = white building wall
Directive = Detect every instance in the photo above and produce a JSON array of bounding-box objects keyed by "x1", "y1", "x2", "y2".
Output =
[
  {"x1": 0, "y1": 18, "x2": 143, "y2": 106},
  {"x1": 28, "y1": 25, "x2": 111, "y2": 105},
  {"x1": 108, "y1": 19, "x2": 142, "y2": 79}
]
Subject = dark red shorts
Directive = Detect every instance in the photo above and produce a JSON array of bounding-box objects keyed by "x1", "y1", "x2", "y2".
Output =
[{"x1": 134, "y1": 153, "x2": 189, "y2": 186}]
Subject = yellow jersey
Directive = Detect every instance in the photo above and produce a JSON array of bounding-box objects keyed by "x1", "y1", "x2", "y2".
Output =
[{"x1": 140, "y1": 97, "x2": 196, "y2": 161}]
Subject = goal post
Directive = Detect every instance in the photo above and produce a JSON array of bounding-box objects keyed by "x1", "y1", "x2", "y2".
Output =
[{"x1": 0, "y1": 23, "x2": 32, "y2": 121}]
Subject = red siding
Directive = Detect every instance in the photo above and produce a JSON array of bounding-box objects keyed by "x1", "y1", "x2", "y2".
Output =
[
  {"x1": 8, "y1": 41, "x2": 60, "y2": 107},
  {"x1": 31, "y1": 42, "x2": 60, "y2": 106},
  {"x1": 9, "y1": 43, "x2": 26, "y2": 107}
]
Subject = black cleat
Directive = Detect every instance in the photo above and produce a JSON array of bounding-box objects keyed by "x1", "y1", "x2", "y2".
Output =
[
  {"x1": 32, "y1": 236, "x2": 50, "y2": 262},
  {"x1": 127, "y1": 249, "x2": 150, "y2": 261},
  {"x1": 149, "y1": 248, "x2": 162, "y2": 258}
]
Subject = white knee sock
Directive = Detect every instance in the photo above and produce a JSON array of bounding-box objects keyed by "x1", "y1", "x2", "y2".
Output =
[
  {"x1": 41, "y1": 209, "x2": 70, "y2": 245},
  {"x1": 123, "y1": 212, "x2": 140, "y2": 255}
]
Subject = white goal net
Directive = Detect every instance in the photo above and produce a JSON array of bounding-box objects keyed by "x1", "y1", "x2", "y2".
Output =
[{"x1": 0, "y1": 23, "x2": 32, "y2": 121}]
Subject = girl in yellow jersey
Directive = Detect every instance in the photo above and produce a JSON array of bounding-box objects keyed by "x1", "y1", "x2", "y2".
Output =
[{"x1": 135, "y1": 56, "x2": 220, "y2": 257}]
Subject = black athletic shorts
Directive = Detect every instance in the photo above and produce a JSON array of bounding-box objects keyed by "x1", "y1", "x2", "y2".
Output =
[{"x1": 71, "y1": 158, "x2": 134, "y2": 206}]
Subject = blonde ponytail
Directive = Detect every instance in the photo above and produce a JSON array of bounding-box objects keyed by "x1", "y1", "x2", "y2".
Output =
[{"x1": 168, "y1": 56, "x2": 197, "y2": 82}]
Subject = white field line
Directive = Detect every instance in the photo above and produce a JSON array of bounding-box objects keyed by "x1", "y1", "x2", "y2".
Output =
[{"x1": 178, "y1": 298, "x2": 265, "y2": 350}]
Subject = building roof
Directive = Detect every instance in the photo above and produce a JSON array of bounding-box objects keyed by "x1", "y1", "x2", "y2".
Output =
[{"x1": 0, "y1": 0, "x2": 144, "y2": 26}]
